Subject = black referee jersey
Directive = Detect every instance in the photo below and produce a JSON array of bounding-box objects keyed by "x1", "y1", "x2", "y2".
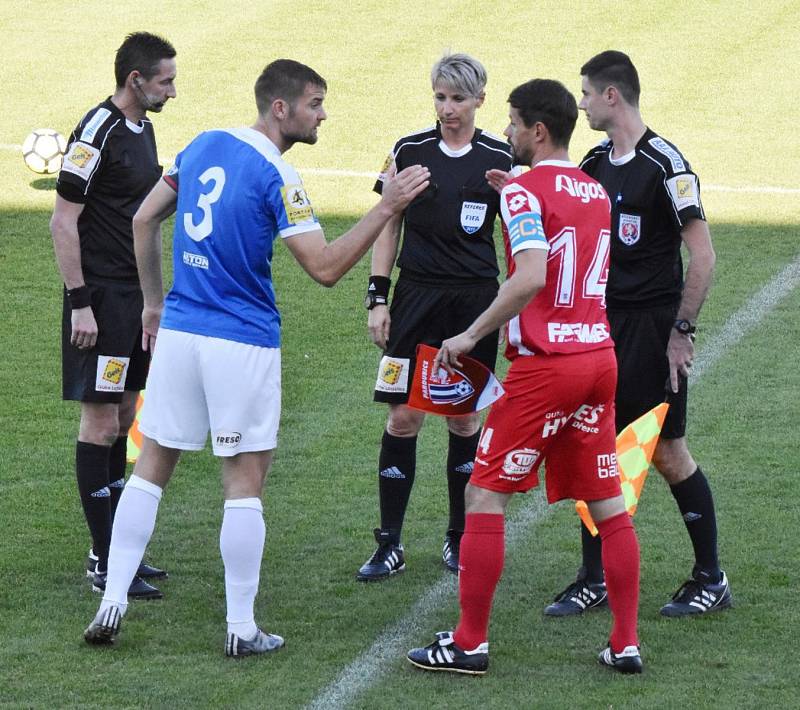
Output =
[
  {"x1": 57, "y1": 98, "x2": 162, "y2": 283},
  {"x1": 580, "y1": 128, "x2": 706, "y2": 309},
  {"x1": 374, "y1": 123, "x2": 512, "y2": 283}
]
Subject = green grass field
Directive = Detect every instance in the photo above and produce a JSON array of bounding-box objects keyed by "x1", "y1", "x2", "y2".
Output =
[{"x1": 2, "y1": 2, "x2": 799, "y2": 707}]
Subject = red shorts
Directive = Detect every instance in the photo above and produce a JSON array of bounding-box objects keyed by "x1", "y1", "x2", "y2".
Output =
[{"x1": 471, "y1": 348, "x2": 621, "y2": 503}]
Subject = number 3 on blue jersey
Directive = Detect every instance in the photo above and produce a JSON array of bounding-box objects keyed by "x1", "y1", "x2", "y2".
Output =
[{"x1": 184, "y1": 166, "x2": 226, "y2": 242}]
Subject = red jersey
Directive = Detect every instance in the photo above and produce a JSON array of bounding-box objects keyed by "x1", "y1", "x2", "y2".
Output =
[{"x1": 499, "y1": 160, "x2": 613, "y2": 359}]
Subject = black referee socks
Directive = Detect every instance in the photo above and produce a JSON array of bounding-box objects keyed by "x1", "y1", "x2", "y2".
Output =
[
  {"x1": 75, "y1": 441, "x2": 112, "y2": 570},
  {"x1": 670, "y1": 467, "x2": 721, "y2": 581},
  {"x1": 378, "y1": 432, "x2": 418, "y2": 541}
]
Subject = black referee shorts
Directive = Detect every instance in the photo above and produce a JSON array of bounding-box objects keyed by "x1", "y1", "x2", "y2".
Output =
[
  {"x1": 609, "y1": 304, "x2": 687, "y2": 439},
  {"x1": 61, "y1": 279, "x2": 150, "y2": 403},
  {"x1": 373, "y1": 274, "x2": 499, "y2": 405}
]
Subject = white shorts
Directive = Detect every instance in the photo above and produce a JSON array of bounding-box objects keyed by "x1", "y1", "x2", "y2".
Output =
[{"x1": 139, "y1": 329, "x2": 281, "y2": 457}]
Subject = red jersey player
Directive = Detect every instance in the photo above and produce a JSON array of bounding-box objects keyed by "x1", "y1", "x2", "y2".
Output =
[{"x1": 407, "y1": 78, "x2": 642, "y2": 675}]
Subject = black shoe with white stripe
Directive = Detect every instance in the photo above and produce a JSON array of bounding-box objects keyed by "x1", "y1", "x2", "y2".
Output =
[
  {"x1": 92, "y1": 571, "x2": 163, "y2": 600},
  {"x1": 407, "y1": 631, "x2": 488, "y2": 675},
  {"x1": 356, "y1": 528, "x2": 405, "y2": 582},
  {"x1": 660, "y1": 570, "x2": 732, "y2": 617},
  {"x1": 442, "y1": 530, "x2": 462, "y2": 574},
  {"x1": 84, "y1": 605, "x2": 123, "y2": 645},
  {"x1": 598, "y1": 644, "x2": 643, "y2": 674},
  {"x1": 225, "y1": 628, "x2": 285, "y2": 657},
  {"x1": 544, "y1": 576, "x2": 608, "y2": 616},
  {"x1": 86, "y1": 549, "x2": 168, "y2": 580}
]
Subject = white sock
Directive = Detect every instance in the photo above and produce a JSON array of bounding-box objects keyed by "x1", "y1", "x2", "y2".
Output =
[
  {"x1": 220, "y1": 498, "x2": 264, "y2": 639},
  {"x1": 99, "y1": 475, "x2": 163, "y2": 617}
]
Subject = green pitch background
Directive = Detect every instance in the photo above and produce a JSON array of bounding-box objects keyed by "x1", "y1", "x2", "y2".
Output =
[{"x1": 1, "y1": 1, "x2": 798, "y2": 707}]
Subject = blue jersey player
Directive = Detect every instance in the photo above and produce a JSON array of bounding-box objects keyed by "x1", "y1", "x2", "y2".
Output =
[{"x1": 83, "y1": 59, "x2": 430, "y2": 656}]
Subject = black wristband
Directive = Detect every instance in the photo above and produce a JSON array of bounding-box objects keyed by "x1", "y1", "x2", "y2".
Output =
[
  {"x1": 66, "y1": 285, "x2": 91, "y2": 309},
  {"x1": 365, "y1": 275, "x2": 391, "y2": 310},
  {"x1": 368, "y1": 275, "x2": 391, "y2": 299}
]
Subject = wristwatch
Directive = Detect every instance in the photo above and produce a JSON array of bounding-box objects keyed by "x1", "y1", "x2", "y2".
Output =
[
  {"x1": 365, "y1": 292, "x2": 388, "y2": 310},
  {"x1": 673, "y1": 319, "x2": 696, "y2": 337}
]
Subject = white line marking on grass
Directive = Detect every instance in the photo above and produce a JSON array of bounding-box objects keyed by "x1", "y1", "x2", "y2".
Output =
[
  {"x1": 3, "y1": 141, "x2": 799, "y2": 195},
  {"x1": 307, "y1": 254, "x2": 800, "y2": 710},
  {"x1": 306, "y1": 489, "x2": 549, "y2": 710},
  {"x1": 703, "y1": 184, "x2": 800, "y2": 195},
  {"x1": 690, "y1": 253, "x2": 800, "y2": 384}
]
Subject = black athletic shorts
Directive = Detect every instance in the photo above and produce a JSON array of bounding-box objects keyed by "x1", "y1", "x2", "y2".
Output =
[
  {"x1": 373, "y1": 273, "x2": 499, "y2": 404},
  {"x1": 609, "y1": 304, "x2": 687, "y2": 439},
  {"x1": 61, "y1": 279, "x2": 150, "y2": 403}
]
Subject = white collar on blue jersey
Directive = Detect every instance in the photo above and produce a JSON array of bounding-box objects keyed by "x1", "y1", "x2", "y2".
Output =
[{"x1": 227, "y1": 127, "x2": 281, "y2": 157}]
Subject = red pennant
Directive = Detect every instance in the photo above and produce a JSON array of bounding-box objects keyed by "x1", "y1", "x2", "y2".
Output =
[{"x1": 407, "y1": 344, "x2": 505, "y2": 416}]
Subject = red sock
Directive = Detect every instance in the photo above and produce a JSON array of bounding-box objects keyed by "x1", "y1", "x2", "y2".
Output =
[
  {"x1": 597, "y1": 512, "x2": 640, "y2": 652},
  {"x1": 453, "y1": 512, "x2": 505, "y2": 651}
]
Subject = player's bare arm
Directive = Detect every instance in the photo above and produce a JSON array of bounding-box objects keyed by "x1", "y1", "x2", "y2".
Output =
[
  {"x1": 50, "y1": 195, "x2": 98, "y2": 350},
  {"x1": 367, "y1": 214, "x2": 402, "y2": 349},
  {"x1": 436, "y1": 248, "x2": 546, "y2": 373},
  {"x1": 667, "y1": 217, "x2": 716, "y2": 391},
  {"x1": 285, "y1": 165, "x2": 429, "y2": 287},
  {"x1": 132, "y1": 180, "x2": 178, "y2": 352}
]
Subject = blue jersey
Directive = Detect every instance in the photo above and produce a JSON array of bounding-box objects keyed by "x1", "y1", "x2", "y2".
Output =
[{"x1": 160, "y1": 128, "x2": 319, "y2": 347}]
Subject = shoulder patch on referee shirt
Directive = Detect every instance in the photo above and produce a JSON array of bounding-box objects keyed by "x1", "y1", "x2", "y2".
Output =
[
  {"x1": 648, "y1": 137, "x2": 686, "y2": 172},
  {"x1": 666, "y1": 174, "x2": 699, "y2": 211},
  {"x1": 281, "y1": 184, "x2": 313, "y2": 224},
  {"x1": 61, "y1": 141, "x2": 100, "y2": 180},
  {"x1": 80, "y1": 107, "x2": 112, "y2": 143}
]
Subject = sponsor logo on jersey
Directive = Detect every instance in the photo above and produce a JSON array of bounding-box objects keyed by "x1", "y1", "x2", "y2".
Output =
[
  {"x1": 501, "y1": 448, "x2": 540, "y2": 480},
  {"x1": 80, "y1": 107, "x2": 112, "y2": 143},
  {"x1": 460, "y1": 201, "x2": 487, "y2": 234},
  {"x1": 554, "y1": 174, "x2": 608, "y2": 203},
  {"x1": 596, "y1": 452, "x2": 618, "y2": 478},
  {"x1": 648, "y1": 137, "x2": 686, "y2": 172},
  {"x1": 95, "y1": 355, "x2": 129, "y2": 392},
  {"x1": 547, "y1": 322, "x2": 610, "y2": 344},
  {"x1": 503, "y1": 185, "x2": 534, "y2": 215},
  {"x1": 666, "y1": 174, "x2": 699, "y2": 211},
  {"x1": 215, "y1": 432, "x2": 242, "y2": 447},
  {"x1": 618, "y1": 213, "x2": 641, "y2": 245},
  {"x1": 375, "y1": 356, "x2": 409, "y2": 394},
  {"x1": 183, "y1": 251, "x2": 209, "y2": 269},
  {"x1": 61, "y1": 141, "x2": 100, "y2": 181},
  {"x1": 281, "y1": 184, "x2": 314, "y2": 224},
  {"x1": 166, "y1": 163, "x2": 178, "y2": 177}
]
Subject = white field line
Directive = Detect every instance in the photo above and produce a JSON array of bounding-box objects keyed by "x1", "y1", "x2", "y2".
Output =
[
  {"x1": 306, "y1": 253, "x2": 800, "y2": 710},
  {"x1": 689, "y1": 253, "x2": 800, "y2": 384},
  {"x1": 306, "y1": 489, "x2": 549, "y2": 710},
  {"x1": 3, "y1": 142, "x2": 799, "y2": 195}
]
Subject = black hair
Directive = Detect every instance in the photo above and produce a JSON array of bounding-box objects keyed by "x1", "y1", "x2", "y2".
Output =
[{"x1": 507, "y1": 79, "x2": 578, "y2": 148}]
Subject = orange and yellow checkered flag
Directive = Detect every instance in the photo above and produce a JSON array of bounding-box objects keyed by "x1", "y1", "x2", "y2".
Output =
[
  {"x1": 126, "y1": 391, "x2": 145, "y2": 463},
  {"x1": 576, "y1": 402, "x2": 669, "y2": 536}
]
